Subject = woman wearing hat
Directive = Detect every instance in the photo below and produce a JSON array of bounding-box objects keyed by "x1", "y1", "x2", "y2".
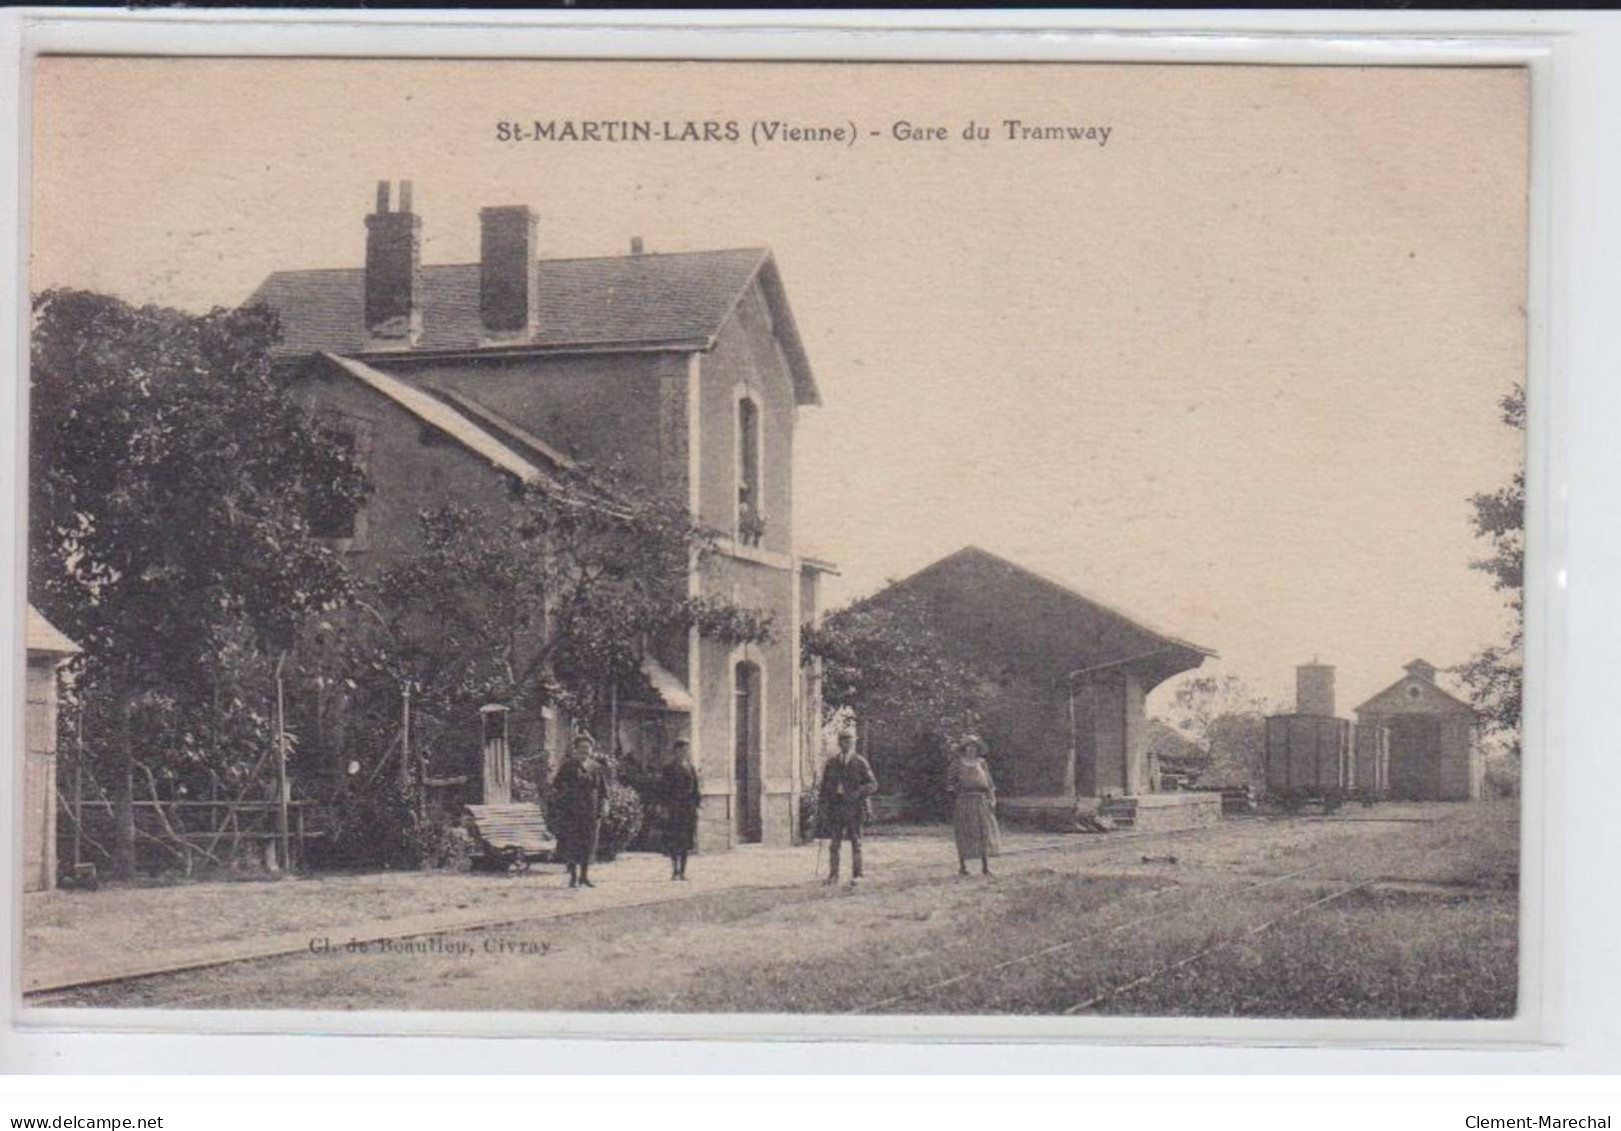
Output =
[{"x1": 947, "y1": 735, "x2": 1002, "y2": 876}]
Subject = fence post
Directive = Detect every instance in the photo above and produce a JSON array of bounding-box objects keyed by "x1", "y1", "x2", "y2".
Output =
[
  {"x1": 72, "y1": 719, "x2": 84, "y2": 871},
  {"x1": 274, "y1": 652, "x2": 291, "y2": 874},
  {"x1": 400, "y1": 680, "x2": 412, "y2": 793}
]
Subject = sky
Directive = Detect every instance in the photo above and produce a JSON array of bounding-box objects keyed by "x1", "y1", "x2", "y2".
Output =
[{"x1": 28, "y1": 59, "x2": 1529, "y2": 715}]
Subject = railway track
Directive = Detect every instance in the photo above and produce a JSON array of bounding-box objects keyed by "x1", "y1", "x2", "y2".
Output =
[
  {"x1": 846, "y1": 806, "x2": 1435, "y2": 1016},
  {"x1": 850, "y1": 853, "x2": 1347, "y2": 1015},
  {"x1": 26, "y1": 813, "x2": 1330, "y2": 1008},
  {"x1": 1061, "y1": 873, "x2": 1381, "y2": 1014}
]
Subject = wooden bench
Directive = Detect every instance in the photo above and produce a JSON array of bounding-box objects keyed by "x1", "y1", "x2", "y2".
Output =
[{"x1": 463, "y1": 803, "x2": 556, "y2": 871}]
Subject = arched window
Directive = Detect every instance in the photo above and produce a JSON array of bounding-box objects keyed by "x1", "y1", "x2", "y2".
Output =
[{"x1": 737, "y1": 396, "x2": 762, "y2": 546}]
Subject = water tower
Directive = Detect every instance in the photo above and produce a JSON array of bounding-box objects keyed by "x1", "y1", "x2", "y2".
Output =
[{"x1": 1296, "y1": 659, "x2": 1336, "y2": 717}]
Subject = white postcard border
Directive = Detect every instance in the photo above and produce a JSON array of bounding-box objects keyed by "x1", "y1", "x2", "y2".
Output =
[{"x1": 0, "y1": 8, "x2": 1592, "y2": 1071}]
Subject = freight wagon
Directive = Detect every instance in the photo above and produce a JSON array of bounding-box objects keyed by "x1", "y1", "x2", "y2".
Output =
[{"x1": 1263, "y1": 713, "x2": 1354, "y2": 812}]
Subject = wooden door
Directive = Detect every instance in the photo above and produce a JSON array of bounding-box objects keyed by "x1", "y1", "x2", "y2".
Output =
[
  {"x1": 1387, "y1": 715, "x2": 1441, "y2": 800},
  {"x1": 734, "y1": 662, "x2": 763, "y2": 842}
]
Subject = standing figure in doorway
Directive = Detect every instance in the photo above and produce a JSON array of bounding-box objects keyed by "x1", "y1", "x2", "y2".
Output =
[
  {"x1": 818, "y1": 731, "x2": 879, "y2": 889},
  {"x1": 659, "y1": 738, "x2": 702, "y2": 881},
  {"x1": 948, "y1": 735, "x2": 1002, "y2": 877},
  {"x1": 552, "y1": 733, "x2": 609, "y2": 889}
]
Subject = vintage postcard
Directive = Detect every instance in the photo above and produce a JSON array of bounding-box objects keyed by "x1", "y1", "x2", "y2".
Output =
[{"x1": 16, "y1": 55, "x2": 1531, "y2": 1039}]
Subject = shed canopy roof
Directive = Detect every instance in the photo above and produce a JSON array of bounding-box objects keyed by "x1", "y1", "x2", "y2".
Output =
[
  {"x1": 26, "y1": 606, "x2": 79, "y2": 656},
  {"x1": 248, "y1": 248, "x2": 820, "y2": 405},
  {"x1": 636, "y1": 657, "x2": 694, "y2": 713},
  {"x1": 859, "y1": 546, "x2": 1215, "y2": 692}
]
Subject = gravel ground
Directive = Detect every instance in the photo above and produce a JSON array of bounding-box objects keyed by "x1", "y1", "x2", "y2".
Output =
[
  {"x1": 29, "y1": 800, "x2": 1518, "y2": 1017},
  {"x1": 24, "y1": 823, "x2": 1107, "y2": 990}
]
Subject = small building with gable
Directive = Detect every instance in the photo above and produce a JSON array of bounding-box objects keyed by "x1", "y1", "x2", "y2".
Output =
[
  {"x1": 842, "y1": 546, "x2": 1216, "y2": 828},
  {"x1": 1352, "y1": 659, "x2": 1482, "y2": 801},
  {"x1": 25, "y1": 606, "x2": 79, "y2": 892}
]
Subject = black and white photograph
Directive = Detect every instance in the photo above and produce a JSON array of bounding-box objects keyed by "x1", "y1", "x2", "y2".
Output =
[{"x1": 16, "y1": 55, "x2": 1530, "y2": 1032}]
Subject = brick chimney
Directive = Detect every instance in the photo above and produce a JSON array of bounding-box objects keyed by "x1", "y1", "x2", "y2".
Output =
[
  {"x1": 479, "y1": 205, "x2": 540, "y2": 343},
  {"x1": 363, "y1": 180, "x2": 422, "y2": 349}
]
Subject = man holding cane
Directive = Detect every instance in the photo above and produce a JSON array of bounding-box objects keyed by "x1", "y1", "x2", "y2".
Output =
[{"x1": 817, "y1": 731, "x2": 879, "y2": 889}]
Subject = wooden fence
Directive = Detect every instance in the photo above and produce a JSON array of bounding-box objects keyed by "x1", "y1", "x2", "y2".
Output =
[{"x1": 58, "y1": 796, "x2": 317, "y2": 876}]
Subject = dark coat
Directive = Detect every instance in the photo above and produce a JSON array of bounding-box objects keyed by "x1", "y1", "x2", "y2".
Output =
[
  {"x1": 658, "y1": 761, "x2": 702, "y2": 855},
  {"x1": 552, "y1": 755, "x2": 609, "y2": 864},
  {"x1": 817, "y1": 752, "x2": 878, "y2": 830}
]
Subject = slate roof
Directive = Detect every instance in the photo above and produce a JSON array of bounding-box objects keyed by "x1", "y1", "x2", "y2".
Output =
[
  {"x1": 248, "y1": 248, "x2": 820, "y2": 405},
  {"x1": 320, "y1": 354, "x2": 554, "y2": 484},
  {"x1": 427, "y1": 387, "x2": 577, "y2": 472},
  {"x1": 856, "y1": 546, "x2": 1215, "y2": 690}
]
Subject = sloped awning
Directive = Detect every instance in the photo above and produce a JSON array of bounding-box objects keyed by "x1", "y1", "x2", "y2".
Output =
[
  {"x1": 319, "y1": 353, "x2": 550, "y2": 484},
  {"x1": 26, "y1": 606, "x2": 80, "y2": 657},
  {"x1": 638, "y1": 657, "x2": 694, "y2": 713}
]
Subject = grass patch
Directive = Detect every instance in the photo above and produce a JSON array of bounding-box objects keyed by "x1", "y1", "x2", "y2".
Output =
[
  {"x1": 594, "y1": 872, "x2": 1166, "y2": 1014},
  {"x1": 1089, "y1": 886, "x2": 1517, "y2": 1019}
]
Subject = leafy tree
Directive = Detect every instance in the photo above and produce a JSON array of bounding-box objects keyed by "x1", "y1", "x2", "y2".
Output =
[
  {"x1": 803, "y1": 589, "x2": 981, "y2": 816},
  {"x1": 1457, "y1": 385, "x2": 1524, "y2": 757},
  {"x1": 361, "y1": 469, "x2": 775, "y2": 770},
  {"x1": 1146, "y1": 718, "x2": 1207, "y2": 775},
  {"x1": 1160, "y1": 673, "x2": 1273, "y2": 788},
  {"x1": 29, "y1": 290, "x2": 368, "y2": 877}
]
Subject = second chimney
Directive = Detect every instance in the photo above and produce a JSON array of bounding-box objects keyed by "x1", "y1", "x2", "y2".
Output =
[
  {"x1": 1296, "y1": 661, "x2": 1336, "y2": 718},
  {"x1": 479, "y1": 205, "x2": 540, "y2": 343},
  {"x1": 363, "y1": 180, "x2": 422, "y2": 349}
]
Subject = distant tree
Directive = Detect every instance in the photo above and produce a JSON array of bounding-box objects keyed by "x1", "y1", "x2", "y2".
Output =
[
  {"x1": 1146, "y1": 718, "x2": 1208, "y2": 774},
  {"x1": 803, "y1": 590, "x2": 981, "y2": 816},
  {"x1": 1457, "y1": 385, "x2": 1524, "y2": 757},
  {"x1": 1161, "y1": 673, "x2": 1273, "y2": 788},
  {"x1": 29, "y1": 289, "x2": 368, "y2": 877}
]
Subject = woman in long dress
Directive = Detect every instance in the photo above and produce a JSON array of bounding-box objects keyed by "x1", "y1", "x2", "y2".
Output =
[
  {"x1": 948, "y1": 735, "x2": 1002, "y2": 876},
  {"x1": 659, "y1": 738, "x2": 701, "y2": 881}
]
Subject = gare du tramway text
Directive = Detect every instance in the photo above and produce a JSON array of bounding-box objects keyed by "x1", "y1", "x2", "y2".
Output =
[{"x1": 494, "y1": 119, "x2": 1113, "y2": 145}]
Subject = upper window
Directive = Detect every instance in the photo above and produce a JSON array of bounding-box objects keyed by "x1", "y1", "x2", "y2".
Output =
[
  {"x1": 309, "y1": 415, "x2": 371, "y2": 546},
  {"x1": 737, "y1": 396, "x2": 762, "y2": 547}
]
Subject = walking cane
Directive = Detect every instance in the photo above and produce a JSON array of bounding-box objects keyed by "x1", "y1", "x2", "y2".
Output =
[{"x1": 813, "y1": 836, "x2": 824, "y2": 881}]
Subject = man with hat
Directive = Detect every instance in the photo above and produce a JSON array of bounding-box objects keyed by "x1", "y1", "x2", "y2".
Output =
[
  {"x1": 552, "y1": 732, "x2": 610, "y2": 889},
  {"x1": 817, "y1": 730, "x2": 879, "y2": 889}
]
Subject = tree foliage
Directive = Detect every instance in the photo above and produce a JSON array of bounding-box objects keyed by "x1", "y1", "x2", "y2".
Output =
[
  {"x1": 365, "y1": 469, "x2": 775, "y2": 738},
  {"x1": 803, "y1": 589, "x2": 981, "y2": 815},
  {"x1": 1458, "y1": 385, "x2": 1525, "y2": 756},
  {"x1": 1146, "y1": 717, "x2": 1207, "y2": 772},
  {"x1": 31, "y1": 291, "x2": 368, "y2": 676},
  {"x1": 29, "y1": 289, "x2": 369, "y2": 876},
  {"x1": 1160, "y1": 672, "x2": 1273, "y2": 788}
]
